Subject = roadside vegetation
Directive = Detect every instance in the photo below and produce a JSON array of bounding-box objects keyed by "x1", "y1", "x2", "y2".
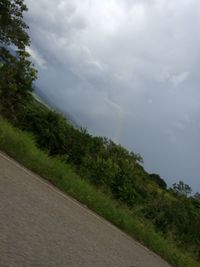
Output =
[
  {"x1": 0, "y1": 115, "x2": 199, "y2": 267},
  {"x1": 0, "y1": 1, "x2": 200, "y2": 267}
]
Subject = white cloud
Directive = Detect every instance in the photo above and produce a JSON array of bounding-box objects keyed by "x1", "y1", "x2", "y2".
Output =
[
  {"x1": 171, "y1": 71, "x2": 190, "y2": 86},
  {"x1": 26, "y1": 46, "x2": 46, "y2": 68},
  {"x1": 174, "y1": 121, "x2": 185, "y2": 130}
]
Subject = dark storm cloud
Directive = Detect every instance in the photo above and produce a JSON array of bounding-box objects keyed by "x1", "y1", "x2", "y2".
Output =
[{"x1": 25, "y1": 0, "x2": 200, "y2": 191}]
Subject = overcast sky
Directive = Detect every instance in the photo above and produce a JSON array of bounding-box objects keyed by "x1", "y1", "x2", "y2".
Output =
[{"x1": 25, "y1": 0, "x2": 200, "y2": 192}]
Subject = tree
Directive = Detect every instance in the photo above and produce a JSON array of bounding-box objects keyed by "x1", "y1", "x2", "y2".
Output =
[
  {"x1": 19, "y1": 108, "x2": 70, "y2": 155},
  {"x1": 172, "y1": 181, "x2": 192, "y2": 197},
  {"x1": 190, "y1": 192, "x2": 200, "y2": 209},
  {"x1": 0, "y1": 48, "x2": 37, "y2": 117},
  {"x1": 149, "y1": 173, "x2": 167, "y2": 190},
  {"x1": 0, "y1": 0, "x2": 37, "y2": 118},
  {"x1": 194, "y1": 192, "x2": 200, "y2": 201},
  {"x1": 0, "y1": 0, "x2": 29, "y2": 49}
]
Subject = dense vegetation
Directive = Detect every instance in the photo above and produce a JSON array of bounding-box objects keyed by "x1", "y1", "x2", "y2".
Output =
[{"x1": 1, "y1": 1, "x2": 200, "y2": 266}]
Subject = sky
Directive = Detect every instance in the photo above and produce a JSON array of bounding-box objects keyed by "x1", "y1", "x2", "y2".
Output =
[{"x1": 24, "y1": 0, "x2": 200, "y2": 192}]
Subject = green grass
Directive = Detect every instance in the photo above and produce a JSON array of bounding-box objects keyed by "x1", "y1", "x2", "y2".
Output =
[{"x1": 0, "y1": 115, "x2": 199, "y2": 267}]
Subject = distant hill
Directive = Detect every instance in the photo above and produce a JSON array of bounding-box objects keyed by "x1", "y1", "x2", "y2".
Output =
[{"x1": 34, "y1": 88, "x2": 80, "y2": 128}]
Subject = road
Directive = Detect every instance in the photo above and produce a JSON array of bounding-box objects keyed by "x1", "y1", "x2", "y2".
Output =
[{"x1": 0, "y1": 152, "x2": 171, "y2": 267}]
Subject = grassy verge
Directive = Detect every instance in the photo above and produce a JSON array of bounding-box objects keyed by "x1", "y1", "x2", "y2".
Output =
[{"x1": 0, "y1": 115, "x2": 199, "y2": 267}]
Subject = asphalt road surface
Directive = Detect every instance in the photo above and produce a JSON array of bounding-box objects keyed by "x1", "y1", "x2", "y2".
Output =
[{"x1": 0, "y1": 152, "x2": 172, "y2": 267}]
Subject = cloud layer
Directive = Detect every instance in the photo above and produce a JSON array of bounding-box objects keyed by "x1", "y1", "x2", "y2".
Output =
[{"x1": 25, "y1": 0, "x2": 200, "y2": 191}]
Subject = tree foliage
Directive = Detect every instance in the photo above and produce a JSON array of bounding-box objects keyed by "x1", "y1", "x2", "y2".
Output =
[
  {"x1": 149, "y1": 173, "x2": 167, "y2": 190},
  {"x1": 0, "y1": 0, "x2": 37, "y2": 118},
  {"x1": 0, "y1": 0, "x2": 29, "y2": 49},
  {"x1": 0, "y1": 48, "x2": 37, "y2": 116},
  {"x1": 172, "y1": 180, "x2": 192, "y2": 197}
]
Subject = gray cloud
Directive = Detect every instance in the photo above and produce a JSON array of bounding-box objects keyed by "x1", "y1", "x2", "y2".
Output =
[{"x1": 25, "y1": 0, "x2": 200, "y2": 191}]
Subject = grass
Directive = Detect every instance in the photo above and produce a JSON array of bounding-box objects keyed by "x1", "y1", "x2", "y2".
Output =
[{"x1": 0, "y1": 115, "x2": 199, "y2": 267}]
